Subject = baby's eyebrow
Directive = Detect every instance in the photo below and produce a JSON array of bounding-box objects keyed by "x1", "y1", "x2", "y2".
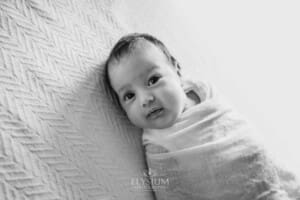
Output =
[
  {"x1": 145, "y1": 65, "x2": 159, "y2": 75},
  {"x1": 117, "y1": 84, "x2": 130, "y2": 94},
  {"x1": 148, "y1": 65, "x2": 158, "y2": 73},
  {"x1": 117, "y1": 65, "x2": 159, "y2": 94}
]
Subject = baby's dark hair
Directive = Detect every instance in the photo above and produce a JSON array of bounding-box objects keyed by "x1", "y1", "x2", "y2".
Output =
[{"x1": 103, "y1": 33, "x2": 181, "y2": 107}]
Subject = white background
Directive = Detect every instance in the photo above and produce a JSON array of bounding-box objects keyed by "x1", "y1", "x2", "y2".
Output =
[{"x1": 114, "y1": 0, "x2": 300, "y2": 174}]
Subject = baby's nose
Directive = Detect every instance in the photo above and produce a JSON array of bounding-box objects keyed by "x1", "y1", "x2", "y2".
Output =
[{"x1": 142, "y1": 95, "x2": 155, "y2": 107}]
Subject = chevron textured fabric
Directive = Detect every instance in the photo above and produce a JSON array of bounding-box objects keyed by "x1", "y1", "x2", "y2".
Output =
[{"x1": 0, "y1": 0, "x2": 153, "y2": 199}]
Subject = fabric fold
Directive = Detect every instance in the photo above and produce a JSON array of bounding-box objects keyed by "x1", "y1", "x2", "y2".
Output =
[{"x1": 142, "y1": 81, "x2": 298, "y2": 200}]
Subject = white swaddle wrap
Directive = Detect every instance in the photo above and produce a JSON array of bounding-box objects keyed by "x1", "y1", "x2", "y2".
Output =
[{"x1": 142, "y1": 81, "x2": 297, "y2": 200}]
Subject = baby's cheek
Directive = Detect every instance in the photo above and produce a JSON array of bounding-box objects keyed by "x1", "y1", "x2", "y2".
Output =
[
  {"x1": 164, "y1": 87, "x2": 184, "y2": 103},
  {"x1": 125, "y1": 108, "x2": 135, "y2": 120},
  {"x1": 126, "y1": 107, "x2": 144, "y2": 127}
]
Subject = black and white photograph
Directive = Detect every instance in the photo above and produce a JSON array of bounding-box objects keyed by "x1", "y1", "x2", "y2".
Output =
[{"x1": 0, "y1": 0, "x2": 299, "y2": 199}]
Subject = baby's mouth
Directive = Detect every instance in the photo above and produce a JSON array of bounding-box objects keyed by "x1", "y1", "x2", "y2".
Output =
[{"x1": 146, "y1": 108, "x2": 164, "y2": 120}]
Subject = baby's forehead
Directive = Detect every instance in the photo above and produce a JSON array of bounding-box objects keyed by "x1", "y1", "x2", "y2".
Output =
[
  {"x1": 119, "y1": 39, "x2": 167, "y2": 61},
  {"x1": 129, "y1": 38, "x2": 157, "y2": 50},
  {"x1": 107, "y1": 39, "x2": 173, "y2": 81}
]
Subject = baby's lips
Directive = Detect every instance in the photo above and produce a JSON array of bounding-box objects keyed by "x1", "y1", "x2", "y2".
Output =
[{"x1": 146, "y1": 107, "x2": 163, "y2": 119}]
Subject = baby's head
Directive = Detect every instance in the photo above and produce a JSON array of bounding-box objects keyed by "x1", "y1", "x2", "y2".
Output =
[{"x1": 104, "y1": 33, "x2": 188, "y2": 129}]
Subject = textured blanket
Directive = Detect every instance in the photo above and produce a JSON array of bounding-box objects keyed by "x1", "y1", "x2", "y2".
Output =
[
  {"x1": 143, "y1": 81, "x2": 300, "y2": 200},
  {"x1": 0, "y1": 0, "x2": 153, "y2": 199}
]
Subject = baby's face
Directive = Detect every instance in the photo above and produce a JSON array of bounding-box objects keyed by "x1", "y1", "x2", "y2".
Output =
[{"x1": 108, "y1": 41, "x2": 188, "y2": 129}]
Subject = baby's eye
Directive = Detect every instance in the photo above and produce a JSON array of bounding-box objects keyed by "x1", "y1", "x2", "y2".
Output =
[
  {"x1": 123, "y1": 92, "x2": 134, "y2": 102},
  {"x1": 148, "y1": 75, "x2": 161, "y2": 86}
]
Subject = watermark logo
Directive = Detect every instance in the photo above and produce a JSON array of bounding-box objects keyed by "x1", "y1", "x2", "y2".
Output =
[{"x1": 130, "y1": 168, "x2": 169, "y2": 191}]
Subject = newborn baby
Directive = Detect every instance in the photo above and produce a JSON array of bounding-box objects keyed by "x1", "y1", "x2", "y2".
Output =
[{"x1": 104, "y1": 33, "x2": 299, "y2": 200}]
